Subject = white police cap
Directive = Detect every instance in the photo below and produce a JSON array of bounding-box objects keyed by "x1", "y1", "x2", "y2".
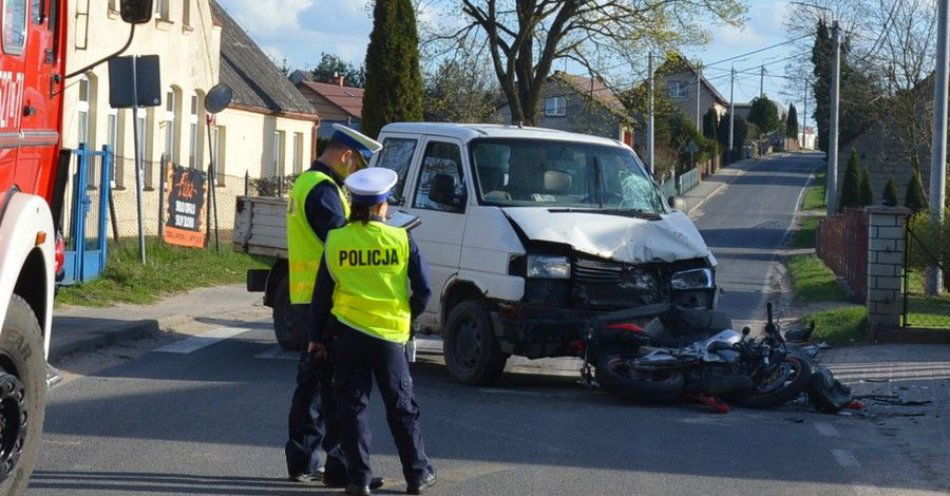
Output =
[
  {"x1": 345, "y1": 167, "x2": 399, "y2": 205},
  {"x1": 331, "y1": 124, "x2": 383, "y2": 162}
]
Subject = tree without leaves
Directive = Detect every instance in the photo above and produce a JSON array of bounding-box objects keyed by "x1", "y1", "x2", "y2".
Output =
[
  {"x1": 362, "y1": 0, "x2": 425, "y2": 139},
  {"x1": 424, "y1": 58, "x2": 501, "y2": 123},
  {"x1": 786, "y1": 103, "x2": 799, "y2": 137},
  {"x1": 426, "y1": 0, "x2": 746, "y2": 126}
]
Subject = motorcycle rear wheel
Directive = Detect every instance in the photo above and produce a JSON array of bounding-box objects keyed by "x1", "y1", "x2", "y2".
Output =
[
  {"x1": 734, "y1": 354, "x2": 812, "y2": 409},
  {"x1": 595, "y1": 355, "x2": 684, "y2": 402}
]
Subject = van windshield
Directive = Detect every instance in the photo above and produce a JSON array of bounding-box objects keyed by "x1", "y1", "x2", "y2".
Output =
[{"x1": 470, "y1": 139, "x2": 667, "y2": 214}]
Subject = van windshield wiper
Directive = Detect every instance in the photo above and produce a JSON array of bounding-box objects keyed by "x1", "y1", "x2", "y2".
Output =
[{"x1": 547, "y1": 208, "x2": 661, "y2": 220}]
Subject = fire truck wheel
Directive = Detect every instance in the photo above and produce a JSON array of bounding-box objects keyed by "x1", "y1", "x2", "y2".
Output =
[{"x1": 0, "y1": 295, "x2": 46, "y2": 495}]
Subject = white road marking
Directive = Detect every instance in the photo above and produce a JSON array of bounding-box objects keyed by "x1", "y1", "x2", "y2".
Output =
[
  {"x1": 832, "y1": 449, "x2": 861, "y2": 468},
  {"x1": 254, "y1": 345, "x2": 299, "y2": 360},
  {"x1": 154, "y1": 327, "x2": 250, "y2": 354},
  {"x1": 852, "y1": 485, "x2": 884, "y2": 496},
  {"x1": 815, "y1": 422, "x2": 839, "y2": 437}
]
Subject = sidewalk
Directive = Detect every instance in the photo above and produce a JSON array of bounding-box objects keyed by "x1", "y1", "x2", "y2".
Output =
[{"x1": 50, "y1": 284, "x2": 268, "y2": 363}]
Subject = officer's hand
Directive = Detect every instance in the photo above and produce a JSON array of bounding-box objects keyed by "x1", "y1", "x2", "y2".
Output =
[{"x1": 308, "y1": 341, "x2": 328, "y2": 360}]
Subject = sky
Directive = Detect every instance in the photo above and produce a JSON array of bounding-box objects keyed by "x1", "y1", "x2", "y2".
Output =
[{"x1": 217, "y1": 0, "x2": 808, "y2": 121}]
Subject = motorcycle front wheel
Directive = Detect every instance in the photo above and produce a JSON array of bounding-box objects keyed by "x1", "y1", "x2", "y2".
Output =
[
  {"x1": 734, "y1": 354, "x2": 812, "y2": 409},
  {"x1": 595, "y1": 355, "x2": 685, "y2": 402}
]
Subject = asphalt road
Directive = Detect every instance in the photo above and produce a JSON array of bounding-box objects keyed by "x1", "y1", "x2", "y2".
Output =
[
  {"x1": 692, "y1": 152, "x2": 819, "y2": 326},
  {"x1": 30, "y1": 154, "x2": 947, "y2": 495}
]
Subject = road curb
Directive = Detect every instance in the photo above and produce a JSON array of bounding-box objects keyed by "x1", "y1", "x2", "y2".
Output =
[{"x1": 48, "y1": 319, "x2": 161, "y2": 364}]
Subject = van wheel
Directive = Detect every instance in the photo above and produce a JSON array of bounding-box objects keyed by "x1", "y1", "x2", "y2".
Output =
[
  {"x1": 0, "y1": 295, "x2": 46, "y2": 495},
  {"x1": 443, "y1": 301, "x2": 508, "y2": 386},
  {"x1": 272, "y1": 277, "x2": 299, "y2": 351}
]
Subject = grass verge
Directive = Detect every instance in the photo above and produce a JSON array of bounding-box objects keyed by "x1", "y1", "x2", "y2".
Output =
[
  {"x1": 56, "y1": 237, "x2": 271, "y2": 307},
  {"x1": 788, "y1": 254, "x2": 849, "y2": 302},
  {"x1": 905, "y1": 270, "x2": 950, "y2": 329},
  {"x1": 802, "y1": 170, "x2": 826, "y2": 211},
  {"x1": 791, "y1": 216, "x2": 819, "y2": 250},
  {"x1": 802, "y1": 306, "x2": 868, "y2": 345}
]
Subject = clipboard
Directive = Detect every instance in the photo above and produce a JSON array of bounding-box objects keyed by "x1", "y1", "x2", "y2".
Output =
[{"x1": 385, "y1": 210, "x2": 422, "y2": 231}]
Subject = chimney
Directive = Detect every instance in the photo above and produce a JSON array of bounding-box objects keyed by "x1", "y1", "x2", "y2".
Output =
[{"x1": 336, "y1": 75, "x2": 346, "y2": 87}]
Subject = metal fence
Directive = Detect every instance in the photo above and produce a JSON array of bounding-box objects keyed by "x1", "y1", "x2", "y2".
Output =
[
  {"x1": 658, "y1": 176, "x2": 677, "y2": 200},
  {"x1": 902, "y1": 215, "x2": 950, "y2": 329},
  {"x1": 677, "y1": 168, "x2": 700, "y2": 195},
  {"x1": 816, "y1": 209, "x2": 869, "y2": 302}
]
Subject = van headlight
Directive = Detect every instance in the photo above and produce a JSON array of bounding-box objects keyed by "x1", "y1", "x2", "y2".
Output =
[
  {"x1": 527, "y1": 255, "x2": 571, "y2": 279},
  {"x1": 671, "y1": 268, "x2": 714, "y2": 290}
]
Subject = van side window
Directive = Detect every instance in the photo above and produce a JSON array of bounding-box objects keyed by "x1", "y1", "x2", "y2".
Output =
[
  {"x1": 375, "y1": 137, "x2": 416, "y2": 205},
  {"x1": 413, "y1": 142, "x2": 466, "y2": 214},
  {"x1": 3, "y1": 0, "x2": 28, "y2": 55}
]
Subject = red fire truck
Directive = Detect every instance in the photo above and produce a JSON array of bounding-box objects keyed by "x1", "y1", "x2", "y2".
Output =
[{"x1": 0, "y1": 1, "x2": 150, "y2": 492}]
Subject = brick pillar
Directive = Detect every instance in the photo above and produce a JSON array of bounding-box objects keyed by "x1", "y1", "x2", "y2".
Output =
[{"x1": 865, "y1": 206, "x2": 912, "y2": 337}]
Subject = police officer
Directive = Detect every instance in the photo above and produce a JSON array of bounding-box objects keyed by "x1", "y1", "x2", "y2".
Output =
[
  {"x1": 285, "y1": 124, "x2": 383, "y2": 491},
  {"x1": 309, "y1": 168, "x2": 437, "y2": 496}
]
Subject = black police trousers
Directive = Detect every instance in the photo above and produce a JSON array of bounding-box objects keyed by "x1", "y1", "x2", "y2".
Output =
[
  {"x1": 333, "y1": 323, "x2": 431, "y2": 487},
  {"x1": 285, "y1": 304, "x2": 346, "y2": 478}
]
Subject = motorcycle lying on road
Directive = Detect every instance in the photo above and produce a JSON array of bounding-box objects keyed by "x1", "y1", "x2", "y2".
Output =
[{"x1": 575, "y1": 303, "x2": 812, "y2": 409}]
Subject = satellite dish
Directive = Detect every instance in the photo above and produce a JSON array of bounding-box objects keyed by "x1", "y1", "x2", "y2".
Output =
[{"x1": 204, "y1": 83, "x2": 233, "y2": 114}]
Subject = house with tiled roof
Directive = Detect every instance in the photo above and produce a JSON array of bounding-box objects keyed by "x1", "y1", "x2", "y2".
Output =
[
  {"x1": 211, "y1": 0, "x2": 320, "y2": 179},
  {"x1": 295, "y1": 76, "x2": 365, "y2": 138},
  {"x1": 497, "y1": 71, "x2": 635, "y2": 146}
]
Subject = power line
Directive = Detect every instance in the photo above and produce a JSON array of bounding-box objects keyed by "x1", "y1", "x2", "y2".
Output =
[{"x1": 705, "y1": 34, "x2": 814, "y2": 67}]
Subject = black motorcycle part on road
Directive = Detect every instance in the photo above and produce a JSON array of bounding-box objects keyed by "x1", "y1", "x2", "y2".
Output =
[
  {"x1": 733, "y1": 353, "x2": 812, "y2": 409},
  {"x1": 595, "y1": 354, "x2": 685, "y2": 402}
]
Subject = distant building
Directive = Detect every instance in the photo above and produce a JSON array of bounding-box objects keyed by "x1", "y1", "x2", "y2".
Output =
[
  {"x1": 296, "y1": 77, "x2": 364, "y2": 139},
  {"x1": 497, "y1": 71, "x2": 634, "y2": 146},
  {"x1": 657, "y1": 60, "x2": 729, "y2": 128},
  {"x1": 800, "y1": 126, "x2": 816, "y2": 150}
]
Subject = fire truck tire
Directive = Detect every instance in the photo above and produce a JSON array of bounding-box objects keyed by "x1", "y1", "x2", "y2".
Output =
[{"x1": 0, "y1": 295, "x2": 46, "y2": 495}]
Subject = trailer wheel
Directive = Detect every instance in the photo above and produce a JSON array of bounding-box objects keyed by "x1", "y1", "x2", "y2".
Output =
[
  {"x1": 272, "y1": 276, "x2": 299, "y2": 351},
  {"x1": 443, "y1": 301, "x2": 508, "y2": 386},
  {"x1": 0, "y1": 295, "x2": 46, "y2": 495}
]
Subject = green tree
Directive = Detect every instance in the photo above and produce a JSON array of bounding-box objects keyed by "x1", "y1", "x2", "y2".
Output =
[
  {"x1": 362, "y1": 0, "x2": 424, "y2": 139},
  {"x1": 311, "y1": 52, "x2": 365, "y2": 88},
  {"x1": 859, "y1": 167, "x2": 874, "y2": 206},
  {"x1": 786, "y1": 103, "x2": 799, "y2": 137},
  {"x1": 702, "y1": 108, "x2": 719, "y2": 141},
  {"x1": 839, "y1": 149, "x2": 862, "y2": 210},
  {"x1": 905, "y1": 169, "x2": 928, "y2": 213},
  {"x1": 882, "y1": 177, "x2": 898, "y2": 206},
  {"x1": 717, "y1": 113, "x2": 748, "y2": 152},
  {"x1": 747, "y1": 96, "x2": 781, "y2": 135}
]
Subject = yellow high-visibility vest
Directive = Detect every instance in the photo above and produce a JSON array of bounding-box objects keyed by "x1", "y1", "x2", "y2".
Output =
[
  {"x1": 325, "y1": 221, "x2": 411, "y2": 343},
  {"x1": 287, "y1": 170, "x2": 350, "y2": 304}
]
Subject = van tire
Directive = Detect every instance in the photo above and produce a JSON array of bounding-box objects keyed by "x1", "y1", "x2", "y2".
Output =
[
  {"x1": 443, "y1": 301, "x2": 508, "y2": 386},
  {"x1": 272, "y1": 276, "x2": 299, "y2": 351},
  {"x1": 0, "y1": 295, "x2": 46, "y2": 495}
]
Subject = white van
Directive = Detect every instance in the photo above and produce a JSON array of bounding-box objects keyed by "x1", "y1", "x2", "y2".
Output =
[{"x1": 370, "y1": 123, "x2": 718, "y2": 385}]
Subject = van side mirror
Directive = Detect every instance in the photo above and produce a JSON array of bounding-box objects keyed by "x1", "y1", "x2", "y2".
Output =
[
  {"x1": 121, "y1": 0, "x2": 154, "y2": 24},
  {"x1": 429, "y1": 173, "x2": 459, "y2": 207}
]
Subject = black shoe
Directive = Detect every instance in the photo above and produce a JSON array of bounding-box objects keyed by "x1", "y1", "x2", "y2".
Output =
[
  {"x1": 326, "y1": 475, "x2": 384, "y2": 490},
  {"x1": 288, "y1": 471, "x2": 323, "y2": 483},
  {"x1": 406, "y1": 472, "x2": 436, "y2": 495},
  {"x1": 345, "y1": 484, "x2": 371, "y2": 496}
]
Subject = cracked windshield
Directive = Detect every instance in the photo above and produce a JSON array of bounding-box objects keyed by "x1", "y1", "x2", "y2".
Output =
[{"x1": 471, "y1": 139, "x2": 666, "y2": 213}]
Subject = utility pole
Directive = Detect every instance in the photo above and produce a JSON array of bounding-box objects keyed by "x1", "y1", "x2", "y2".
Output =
[
  {"x1": 802, "y1": 81, "x2": 808, "y2": 148},
  {"x1": 826, "y1": 21, "x2": 841, "y2": 216},
  {"x1": 729, "y1": 66, "x2": 735, "y2": 153},
  {"x1": 648, "y1": 51, "x2": 655, "y2": 176},
  {"x1": 927, "y1": 0, "x2": 949, "y2": 295},
  {"x1": 760, "y1": 65, "x2": 765, "y2": 99},
  {"x1": 696, "y1": 63, "x2": 702, "y2": 132}
]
